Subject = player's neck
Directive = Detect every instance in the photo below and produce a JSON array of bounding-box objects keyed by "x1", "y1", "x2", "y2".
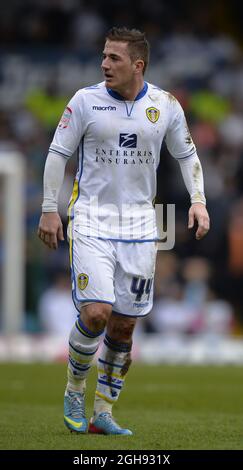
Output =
[{"x1": 113, "y1": 78, "x2": 145, "y2": 101}]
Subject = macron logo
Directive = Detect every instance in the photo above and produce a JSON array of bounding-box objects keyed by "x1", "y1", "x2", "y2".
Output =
[{"x1": 92, "y1": 106, "x2": 116, "y2": 111}]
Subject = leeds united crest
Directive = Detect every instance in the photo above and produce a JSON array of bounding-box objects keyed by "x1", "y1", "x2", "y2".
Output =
[{"x1": 146, "y1": 107, "x2": 160, "y2": 123}]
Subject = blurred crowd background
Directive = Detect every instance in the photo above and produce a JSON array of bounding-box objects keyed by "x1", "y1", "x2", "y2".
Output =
[{"x1": 1, "y1": 0, "x2": 243, "y2": 340}]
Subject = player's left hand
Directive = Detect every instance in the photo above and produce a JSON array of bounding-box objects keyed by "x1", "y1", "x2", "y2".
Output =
[{"x1": 188, "y1": 203, "x2": 210, "y2": 240}]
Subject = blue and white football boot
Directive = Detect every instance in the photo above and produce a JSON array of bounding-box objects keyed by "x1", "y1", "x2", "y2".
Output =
[
  {"x1": 64, "y1": 390, "x2": 88, "y2": 433},
  {"x1": 88, "y1": 412, "x2": 132, "y2": 435}
]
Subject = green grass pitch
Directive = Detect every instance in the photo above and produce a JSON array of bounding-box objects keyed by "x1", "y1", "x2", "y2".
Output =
[{"x1": 0, "y1": 363, "x2": 242, "y2": 450}]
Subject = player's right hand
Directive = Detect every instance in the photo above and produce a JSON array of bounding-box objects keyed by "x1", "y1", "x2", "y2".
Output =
[{"x1": 37, "y1": 212, "x2": 64, "y2": 250}]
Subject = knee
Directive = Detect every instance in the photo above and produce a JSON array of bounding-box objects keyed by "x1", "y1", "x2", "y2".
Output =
[{"x1": 81, "y1": 303, "x2": 112, "y2": 333}]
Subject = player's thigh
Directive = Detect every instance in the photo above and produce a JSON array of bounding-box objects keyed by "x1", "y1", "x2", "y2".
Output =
[
  {"x1": 113, "y1": 241, "x2": 157, "y2": 317},
  {"x1": 70, "y1": 235, "x2": 116, "y2": 310}
]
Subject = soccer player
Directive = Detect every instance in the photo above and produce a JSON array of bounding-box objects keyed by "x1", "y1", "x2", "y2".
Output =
[{"x1": 38, "y1": 27, "x2": 210, "y2": 435}]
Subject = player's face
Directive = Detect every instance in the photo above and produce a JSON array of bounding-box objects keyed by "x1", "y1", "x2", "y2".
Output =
[{"x1": 101, "y1": 40, "x2": 137, "y2": 92}]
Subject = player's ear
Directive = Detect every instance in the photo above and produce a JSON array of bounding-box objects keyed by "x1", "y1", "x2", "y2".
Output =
[{"x1": 134, "y1": 59, "x2": 144, "y2": 74}]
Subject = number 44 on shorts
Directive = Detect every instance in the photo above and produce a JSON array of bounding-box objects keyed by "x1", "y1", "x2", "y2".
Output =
[{"x1": 130, "y1": 277, "x2": 152, "y2": 302}]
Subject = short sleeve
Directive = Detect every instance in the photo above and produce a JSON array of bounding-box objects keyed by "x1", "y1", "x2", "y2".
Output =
[
  {"x1": 49, "y1": 90, "x2": 84, "y2": 158},
  {"x1": 165, "y1": 96, "x2": 196, "y2": 159}
]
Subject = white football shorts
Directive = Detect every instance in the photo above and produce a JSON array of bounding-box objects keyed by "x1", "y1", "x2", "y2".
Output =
[{"x1": 70, "y1": 234, "x2": 157, "y2": 317}]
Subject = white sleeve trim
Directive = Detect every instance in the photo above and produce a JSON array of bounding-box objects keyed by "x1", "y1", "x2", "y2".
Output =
[
  {"x1": 177, "y1": 153, "x2": 206, "y2": 205},
  {"x1": 41, "y1": 151, "x2": 67, "y2": 213}
]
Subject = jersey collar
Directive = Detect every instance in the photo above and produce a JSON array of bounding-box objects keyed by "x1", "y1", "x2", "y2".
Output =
[{"x1": 107, "y1": 82, "x2": 148, "y2": 101}]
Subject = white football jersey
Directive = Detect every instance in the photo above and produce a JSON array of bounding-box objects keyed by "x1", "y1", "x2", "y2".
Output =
[{"x1": 50, "y1": 81, "x2": 196, "y2": 240}]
